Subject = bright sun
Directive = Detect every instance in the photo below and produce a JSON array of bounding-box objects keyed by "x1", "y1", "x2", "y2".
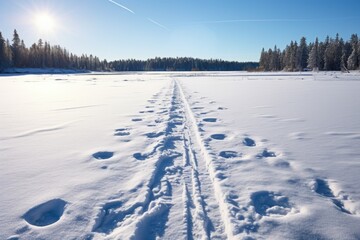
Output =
[{"x1": 34, "y1": 12, "x2": 55, "y2": 33}]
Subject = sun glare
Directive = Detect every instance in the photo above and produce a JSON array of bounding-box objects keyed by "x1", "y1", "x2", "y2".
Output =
[{"x1": 34, "y1": 12, "x2": 55, "y2": 33}]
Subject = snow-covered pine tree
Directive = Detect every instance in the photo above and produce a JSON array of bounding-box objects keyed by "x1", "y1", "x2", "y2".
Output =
[
  {"x1": 308, "y1": 37, "x2": 319, "y2": 71},
  {"x1": 347, "y1": 34, "x2": 358, "y2": 70},
  {"x1": 297, "y1": 37, "x2": 308, "y2": 70},
  {"x1": 347, "y1": 45, "x2": 358, "y2": 70},
  {"x1": 290, "y1": 41, "x2": 298, "y2": 71}
]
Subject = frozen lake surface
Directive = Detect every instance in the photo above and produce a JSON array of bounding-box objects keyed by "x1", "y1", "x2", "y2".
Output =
[{"x1": 1, "y1": 71, "x2": 360, "y2": 239}]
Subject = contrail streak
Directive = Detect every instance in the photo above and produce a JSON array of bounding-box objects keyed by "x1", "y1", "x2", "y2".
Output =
[
  {"x1": 196, "y1": 19, "x2": 312, "y2": 24},
  {"x1": 107, "y1": 0, "x2": 135, "y2": 14},
  {"x1": 194, "y1": 16, "x2": 360, "y2": 24},
  {"x1": 148, "y1": 18, "x2": 169, "y2": 31}
]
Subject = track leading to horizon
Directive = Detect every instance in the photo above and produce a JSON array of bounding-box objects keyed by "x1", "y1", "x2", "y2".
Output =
[{"x1": 90, "y1": 80, "x2": 234, "y2": 239}]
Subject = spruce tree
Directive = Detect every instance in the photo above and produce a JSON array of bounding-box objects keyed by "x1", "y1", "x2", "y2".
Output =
[
  {"x1": 11, "y1": 29, "x2": 21, "y2": 67},
  {"x1": 5, "y1": 39, "x2": 12, "y2": 68},
  {"x1": 297, "y1": 37, "x2": 308, "y2": 70},
  {"x1": 308, "y1": 37, "x2": 319, "y2": 70},
  {"x1": 289, "y1": 41, "x2": 298, "y2": 71},
  {"x1": 334, "y1": 34, "x2": 343, "y2": 70},
  {"x1": 259, "y1": 48, "x2": 267, "y2": 70},
  {"x1": 0, "y1": 32, "x2": 5, "y2": 70},
  {"x1": 20, "y1": 40, "x2": 28, "y2": 67},
  {"x1": 270, "y1": 45, "x2": 281, "y2": 71}
]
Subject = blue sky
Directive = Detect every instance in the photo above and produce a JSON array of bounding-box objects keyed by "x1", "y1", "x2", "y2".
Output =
[{"x1": 0, "y1": 0, "x2": 359, "y2": 61}]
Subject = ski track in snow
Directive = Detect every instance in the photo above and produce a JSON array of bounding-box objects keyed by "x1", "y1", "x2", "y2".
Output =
[{"x1": 91, "y1": 80, "x2": 229, "y2": 239}]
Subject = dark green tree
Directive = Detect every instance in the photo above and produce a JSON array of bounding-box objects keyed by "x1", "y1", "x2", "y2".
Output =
[
  {"x1": 11, "y1": 29, "x2": 21, "y2": 67},
  {"x1": 0, "y1": 32, "x2": 6, "y2": 70},
  {"x1": 297, "y1": 37, "x2": 308, "y2": 70},
  {"x1": 308, "y1": 37, "x2": 319, "y2": 70}
]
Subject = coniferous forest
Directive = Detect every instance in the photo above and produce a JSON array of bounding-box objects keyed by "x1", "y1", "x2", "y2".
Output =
[
  {"x1": 259, "y1": 34, "x2": 360, "y2": 71},
  {"x1": 110, "y1": 58, "x2": 258, "y2": 71},
  {"x1": 0, "y1": 30, "x2": 109, "y2": 71},
  {"x1": 0, "y1": 29, "x2": 258, "y2": 72},
  {"x1": 2, "y1": 29, "x2": 359, "y2": 73}
]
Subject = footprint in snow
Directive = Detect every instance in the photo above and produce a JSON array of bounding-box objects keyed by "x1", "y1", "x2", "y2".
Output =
[
  {"x1": 210, "y1": 134, "x2": 226, "y2": 140},
  {"x1": 216, "y1": 172, "x2": 227, "y2": 180},
  {"x1": 133, "y1": 152, "x2": 148, "y2": 160},
  {"x1": 23, "y1": 199, "x2": 67, "y2": 227},
  {"x1": 114, "y1": 128, "x2": 130, "y2": 136},
  {"x1": 250, "y1": 191, "x2": 292, "y2": 216},
  {"x1": 132, "y1": 118, "x2": 143, "y2": 122},
  {"x1": 256, "y1": 149, "x2": 276, "y2": 158},
  {"x1": 200, "y1": 112, "x2": 209, "y2": 115},
  {"x1": 272, "y1": 160, "x2": 291, "y2": 168},
  {"x1": 243, "y1": 137, "x2": 256, "y2": 147},
  {"x1": 203, "y1": 118, "x2": 217, "y2": 123},
  {"x1": 145, "y1": 132, "x2": 164, "y2": 138},
  {"x1": 219, "y1": 151, "x2": 239, "y2": 159},
  {"x1": 92, "y1": 201, "x2": 123, "y2": 234},
  {"x1": 312, "y1": 178, "x2": 352, "y2": 214},
  {"x1": 115, "y1": 128, "x2": 129, "y2": 132},
  {"x1": 93, "y1": 151, "x2": 114, "y2": 160}
]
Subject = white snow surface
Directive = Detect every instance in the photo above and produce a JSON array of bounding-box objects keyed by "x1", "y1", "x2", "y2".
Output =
[{"x1": 1, "y1": 71, "x2": 360, "y2": 240}]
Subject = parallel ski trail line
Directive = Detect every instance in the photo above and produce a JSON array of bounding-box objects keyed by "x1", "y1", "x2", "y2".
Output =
[
  {"x1": 169, "y1": 80, "x2": 226, "y2": 239},
  {"x1": 176, "y1": 79, "x2": 237, "y2": 239},
  {"x1": 182, "y1": 128, "x2": 212, "y2": 239}
]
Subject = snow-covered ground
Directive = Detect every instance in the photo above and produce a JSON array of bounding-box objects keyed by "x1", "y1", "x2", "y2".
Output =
[{"x1": 1, "y1": 71, "x2": 360, "y2": 240}]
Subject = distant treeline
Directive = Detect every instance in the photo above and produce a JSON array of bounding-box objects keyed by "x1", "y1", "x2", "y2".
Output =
[
  {"x1": 0, "y1": 30, "x2": 109, "y2": 72},
  {"x1": 109, "y1": 58, "x2": 258, "y2": 71},
  {"x1": 259, "y1": 34, "x2": 360, "y2": 71},
  {"x1": 0, "y1": 29, "x2": 258, "y2": 73}
]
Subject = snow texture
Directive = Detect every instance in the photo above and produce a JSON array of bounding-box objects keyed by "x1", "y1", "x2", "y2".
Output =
[{"x1": 1, "y1": 71, "x2": 360, "y2": 240}]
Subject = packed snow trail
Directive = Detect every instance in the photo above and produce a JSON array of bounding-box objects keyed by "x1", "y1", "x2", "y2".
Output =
[
  {"x1": 91, "y1": 80, "x2": 231, "y2": 239},
  {"x1": 177, "y1": 80, "x2": 238, "y2": 239}
]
